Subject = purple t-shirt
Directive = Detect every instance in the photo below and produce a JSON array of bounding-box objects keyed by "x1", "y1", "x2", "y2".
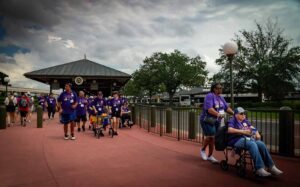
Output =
[
  {"x1": 38, "y1": 96, "x2": 46, "y2": 108},
  {"x1": 200, "y1": 92, "x2": 228, "y2": 122},
  {"x1": 92, "y1": 97, "x2": 106, "y2": 115},
  {"x1": 227, "y1": 118, "x2": 252, "y2": 146},
  {"x1": 57, "y1": 91, "x2": 78, "y2": 114},
  {"x1": 46, "y1": 97, "x2": 56, "y2": 108},
  {"x1": 76, "y1": 97, "x2": 88, "y2": 116},
  {"x1": 110, "y1": 98, "x2": 122, "y2": 112}
]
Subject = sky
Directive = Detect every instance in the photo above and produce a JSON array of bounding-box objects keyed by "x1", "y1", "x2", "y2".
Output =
[{"x1": 0, "y1": 0, "x2": 299, "y2": 90}]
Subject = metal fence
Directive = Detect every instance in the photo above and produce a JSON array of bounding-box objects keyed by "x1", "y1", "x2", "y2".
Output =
[{"x1": 132, "y1": 104, "x2": 300, "y2": 157}]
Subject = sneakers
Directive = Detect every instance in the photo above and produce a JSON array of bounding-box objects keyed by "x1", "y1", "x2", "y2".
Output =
[
  {"x1": 114, "y1": 131, "x2": 118, "y2": 135},
  {"x1": 256, "y1": 168, "x2": 271, "y2": 177},
  {"x1": 64, "y1": 134, "x2": 69, "y2": 140},
  {"x1": 200, "y1": 150, "x2": 207, "y2": 161},
  {"x1": 270, "y1": 166, "x2": 283, "y2": 175},
  {"x1": 207, "y1": 156, "x2": 218, "y2": 163},
  {"x1": 70, "y1": 134, "x2": 76, "y2": 140}
]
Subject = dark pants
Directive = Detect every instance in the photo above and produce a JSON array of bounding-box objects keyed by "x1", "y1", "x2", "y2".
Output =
[
  {"x1": 121, "y1": 114, "x2": 131, "y2": 125},
  {"x1": 47, "y1": 106, "x2": 56, "y2": 118}
]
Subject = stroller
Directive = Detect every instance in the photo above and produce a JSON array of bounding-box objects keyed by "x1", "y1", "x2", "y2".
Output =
[
  {"x1": 91, "y1": 113, "x2": 114, "y2": 139},
  {"x1": 215, "y1": 124, "x2": 255, "y2": 177},
  {"x1": 120, "y1": 112, "x2": 134, "y2": 128}
]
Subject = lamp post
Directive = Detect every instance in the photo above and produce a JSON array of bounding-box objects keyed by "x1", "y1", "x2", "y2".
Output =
[
  {"x1": 223, "y1": 42, "x2": 238, "y2": 109},
  {"x1": 4, "y1": 77, "x2": 10, "y2": 97}
]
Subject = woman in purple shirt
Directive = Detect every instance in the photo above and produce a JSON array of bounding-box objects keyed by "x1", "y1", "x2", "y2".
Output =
[
  {"x1": 45, "y1": 93, "x2": 56, "y2": 120},
  {"x1": 109, "y1": 91, "x2": 122, "y2": 135},
  {"x1": 76, "y1": 91, "x2": 88, "y2": 132},
  {"x1": 200, "y1": 83, "x2": 234, "y2": 163},
  {"x1": 228, "y1": 107, "x2": 283, "y2": 177}
]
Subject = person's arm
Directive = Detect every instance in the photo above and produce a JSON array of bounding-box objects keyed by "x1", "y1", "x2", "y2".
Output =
[
  {"x1": 228, "y1": 127, "x2": 251, "y2": 136},
  {"x1": 226, "y1": 108, "x2": 234, "y2": 115},
  {"x1": 4, "y1": 97, "x2": 9, "y2": 105},
  {"x1": 207, "y1": 108, "x2": 223, "y2": 118}
]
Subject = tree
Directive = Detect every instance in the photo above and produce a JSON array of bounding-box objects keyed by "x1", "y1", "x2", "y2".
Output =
[
  {"x1": 213, "y1": 19, "x2": 300, "y2": 101},
  {"x1": 142, "y1": 50, "x2": 208, "y2": 106}
]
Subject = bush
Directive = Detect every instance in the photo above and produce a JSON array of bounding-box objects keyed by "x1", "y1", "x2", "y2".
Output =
[{"x1": 237, "y1": 100, "x2": 300, "y2": 110}]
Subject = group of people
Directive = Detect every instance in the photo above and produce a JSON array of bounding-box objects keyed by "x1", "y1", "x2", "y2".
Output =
[
  {"x1": 199, "y1": 83, "x2": 283, "y2": 177},
  {"x1": 57, "y1": 83, "x2": 132, "y2": 140},
  {"x1": 4, "y1": 92, "x2": 34, "y2": 126}
]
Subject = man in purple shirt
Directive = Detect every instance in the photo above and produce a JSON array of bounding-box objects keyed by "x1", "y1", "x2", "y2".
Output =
[
  {"x1": 76, "y1": 91, "x2": 88, "y2": 132},
  {"x1": 109, "y1": 91, "x2": 122, "y2": 135},
  {"x1": 228, "y1": 107, "x2": 283, "y2": 177},
  {"x1": 57, "y1": 83, "x2": 78, "y2": 140},
  {"x1": 45, "y1": 93, "x2": 56, "y2": 120},
  {"x1": 92, "y1": 91, "x2": 107, "y2": 116},
  {"x1": 199, "y1": 83, "x2": 234, "y2": 163}
]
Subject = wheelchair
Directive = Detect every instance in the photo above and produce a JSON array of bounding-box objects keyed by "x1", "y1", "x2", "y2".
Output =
[{"x1": 219, "y1": 141, "x2": 254, "y2": 177}]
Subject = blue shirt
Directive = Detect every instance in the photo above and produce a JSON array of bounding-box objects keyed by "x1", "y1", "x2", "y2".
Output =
[
  {"x1": 46, "y1": 97, "x2": 56, "y2": 108},
  {"x1": 200, "y1": 92, "x2": 228, "y2": 122},
  {"x1": 227, "y1": 118, "x2": 252, "y2": 146},
  {"x1": 57, "y1": 91, "x2": 78, "y2": 114},
  {"x1": 110, "y1": 98, "x2": 122, "y2": 112},
  {"x1": 76, "y1": 97, "x2": 87, "y2": 116},
  {"x1": 92, "y1": 97, "x2": 106, "y2": 115}
]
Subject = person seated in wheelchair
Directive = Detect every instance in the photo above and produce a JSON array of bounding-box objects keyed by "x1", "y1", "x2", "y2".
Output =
[
  {"x1": 121, "y1": 101, "x2": 133, "y2": 128},
  {"x1": 227, "y1": 107, "x2": 283, "y2": 177}
]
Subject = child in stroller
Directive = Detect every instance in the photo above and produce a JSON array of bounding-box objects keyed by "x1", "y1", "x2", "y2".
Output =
[
  {"x1": 120, "y1": 101, "x2": 133, "y2": 128},
  {"x1": 90, "y1": 113, "x2": 114, "y2": 139}
]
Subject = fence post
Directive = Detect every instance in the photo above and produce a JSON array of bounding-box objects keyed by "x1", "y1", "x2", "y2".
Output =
[
  {"x1": 177, "y1": 110, "x2": 180, "y2": 141},
  {"x1": 139, "y1": 106, "x2": 142, "y2": 128},
  {"x1": 279, "y1": 106, "x2": 294, "y2": 156},
  {"x1": 160, "y1": 108, "x2": 163, "y2": 137},
  {"x1": 131, "y1": 104, "x2": 135, "y2": 124},
  {"x1": 151, "y1": 105, "x2": 156, "y2": 127},
  {"x1": 0, "y1": 105, "x2": 7, "y2": 129},
  {"x1": 37, "y1": 105, "x2": 43, "y2": 128},
  {"x1": 188, "y1": 111, "x2": 196, "y2": 139},
  {"x1": 166, "y1": 108, "x2": 172, "y2": 133}
]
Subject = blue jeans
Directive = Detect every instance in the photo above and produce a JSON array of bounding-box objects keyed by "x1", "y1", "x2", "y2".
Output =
[{"x1": 234, "y1": 138, "x2": 274, "y2": 170}]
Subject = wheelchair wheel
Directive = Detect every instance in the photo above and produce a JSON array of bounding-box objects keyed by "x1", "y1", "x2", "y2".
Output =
[
  {"x1": 236, "y1": 165, "x2": 246, "y2": 177},
  {"x1": 109, "y1": 128, "x2": 114, "y2": 138},
  {"x1": 97, "y1": 129, "x2": 101, "y2": 139},
  {"x1": 220, "y1": 160, "x2": 229, "y2": 171}
]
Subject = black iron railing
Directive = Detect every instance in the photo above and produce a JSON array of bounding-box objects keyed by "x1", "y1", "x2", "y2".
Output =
[{"x1": 132, "y1": 104, "x2": 300, "y2": 157}]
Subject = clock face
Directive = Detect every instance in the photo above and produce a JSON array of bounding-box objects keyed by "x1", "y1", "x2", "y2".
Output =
[{"x1": 75, "y1": 76, "x2": 83, "y2": 85}]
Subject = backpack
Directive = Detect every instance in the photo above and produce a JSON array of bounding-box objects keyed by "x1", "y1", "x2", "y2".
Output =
[
  {"x1": 215, "y1": 124, "x2": 228, "y2": 151},
  {"x1": 8, "y1": 96, "x2": 14, "y2": 107},
  {"x1": 19, "y1": 98, "x2": 28, "y2": 108}
]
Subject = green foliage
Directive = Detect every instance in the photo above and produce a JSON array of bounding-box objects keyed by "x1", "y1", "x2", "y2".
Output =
[
  {"x1": 213, "y1": 19, "x2": 300, "y2": 101},
  {"x1": 130, "y1": 50, "x2": 208, "y2": 106}
]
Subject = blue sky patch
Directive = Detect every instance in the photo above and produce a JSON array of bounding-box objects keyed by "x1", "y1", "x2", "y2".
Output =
[{"x1": 0, "y1": 45, "x2": 30, "y2": 57}]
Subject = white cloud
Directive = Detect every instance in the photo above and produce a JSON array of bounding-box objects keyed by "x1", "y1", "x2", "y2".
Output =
[{"x1": 0, "y1": 0, "x2": 299, "y2": 90}]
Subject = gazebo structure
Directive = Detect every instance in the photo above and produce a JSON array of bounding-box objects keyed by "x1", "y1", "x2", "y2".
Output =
[{"x1": 24, "y1": 58, "x2": 131, "y2": 96}]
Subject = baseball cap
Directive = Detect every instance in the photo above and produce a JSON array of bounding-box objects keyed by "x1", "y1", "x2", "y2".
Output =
[{"x1": 234, "y1": 107, "x2": 246, "y2": 114}]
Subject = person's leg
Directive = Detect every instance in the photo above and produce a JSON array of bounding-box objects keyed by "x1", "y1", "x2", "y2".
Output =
[
  {"x1": 9, "y1": 112, "x2": 14, "y2": 125},
  {"x1": 48, "y1": 107, "x2": 51, "y2": 119},
  {"x1": 234, "y1": 138, "x2": 265, "y2": 170},
  {"x1": 82, "y1": 115, "x2": 87, "y2": 131},
  {"x1": 208, "y1": 137, "x2": 215, "y2": 157},
  {"x1": 70, "y1": 121, "x2": 75, "y2": 139},
  {"x1": 52, "y1": 107, "x2": 55, "y2": 118},
  {"x1": 255, "y1": 140, "x2": 274, "y2": 168}
]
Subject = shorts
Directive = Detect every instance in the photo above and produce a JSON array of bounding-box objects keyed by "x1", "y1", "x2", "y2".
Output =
[
  {"x1": 111, "y1": 111, "x2": 121, "y2": 118},
  {"x1": 200, "y1": 120, "x2": 220, "y2": 137},
  {"x1": 6, "y1": 105, "x2": 16, "y2": 112},
  {"x1": 20, "y1": 111, "x2": 28, "y2": 117},
  {"x1": 75, "y1": 114, "x2": 87, "y2": 122},
  {"x1": 60, "y1": 112, "x2": 76, "y2": 125}
]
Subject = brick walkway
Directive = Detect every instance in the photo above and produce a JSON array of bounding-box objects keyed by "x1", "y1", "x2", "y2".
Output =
[{"x1": 0, "y1": 114, "x2": 299, "y2": 187}]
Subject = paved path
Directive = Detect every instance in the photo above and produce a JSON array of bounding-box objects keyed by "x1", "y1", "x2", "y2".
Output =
[{"x1": 0, "y1": 114, "x2": 299, "y2": 187}]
